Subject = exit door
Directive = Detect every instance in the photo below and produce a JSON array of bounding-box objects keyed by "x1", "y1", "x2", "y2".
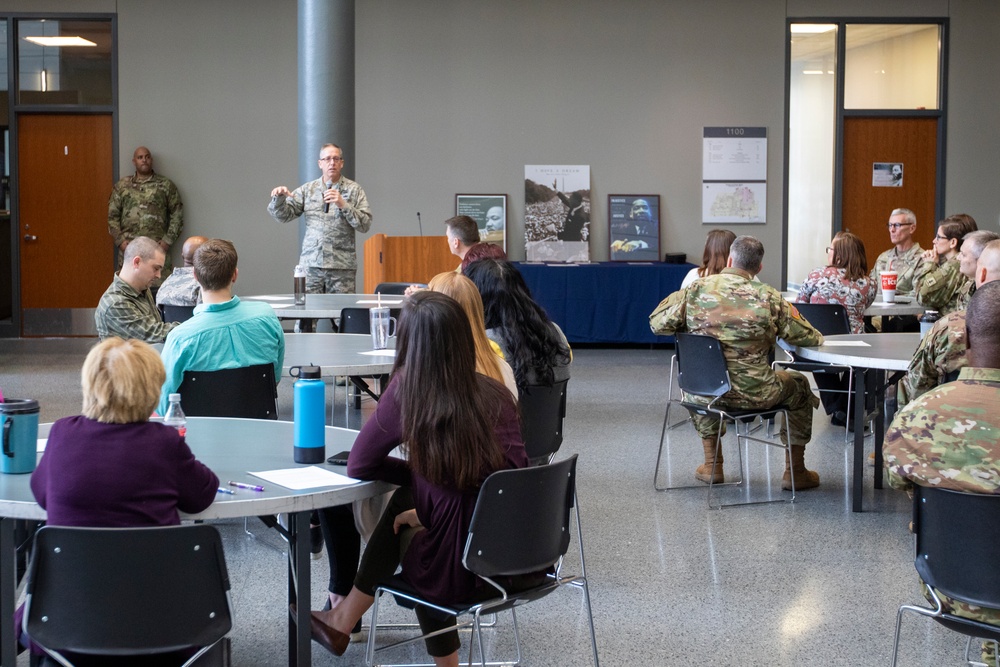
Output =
[{"x1": 18, "y1": 114, "x2": 114, "y2": 335}]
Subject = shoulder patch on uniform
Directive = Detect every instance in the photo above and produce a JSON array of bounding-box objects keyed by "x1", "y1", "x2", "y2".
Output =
[{"x1": 788, "y1": 304, "x2": 802, "y2": 319}]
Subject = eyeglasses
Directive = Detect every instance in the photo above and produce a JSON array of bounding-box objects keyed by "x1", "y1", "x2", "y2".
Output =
[
  {"x1": 934, "y1": 234, "x2": 948, "y2": 241},
  {"x1": 886, "y1": 223, "x2": 913, "y2": 230},
  {"x1": 319, "y1": 156, "x2": 344, "y2": 163}
]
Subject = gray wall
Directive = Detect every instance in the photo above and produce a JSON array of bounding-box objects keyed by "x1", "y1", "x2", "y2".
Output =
[{"x1": 18, "y1": 0, "x2": 1000, "y2": 293}]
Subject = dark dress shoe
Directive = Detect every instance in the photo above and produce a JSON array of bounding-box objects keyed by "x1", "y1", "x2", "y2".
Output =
[
  {"x1": 288, "y1": 604, "x2": 350, "y2": 657},
  {"x1": 309, "y1": 611, "x2": 350, "y2": 656}
]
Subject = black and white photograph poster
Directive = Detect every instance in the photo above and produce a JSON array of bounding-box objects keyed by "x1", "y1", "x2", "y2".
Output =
[
  {"x1": 524, "y1": 165, "x2": 590, "y2": 262},
  {"x1": 872, "y1": 162, "x2": 903, "y2": 187},
  {"x1": 455, "y1": 194, "x2": 507, "y2": 250},
  {"x1": 609, "y1": 195, "x2": 660, "y2": 261}
]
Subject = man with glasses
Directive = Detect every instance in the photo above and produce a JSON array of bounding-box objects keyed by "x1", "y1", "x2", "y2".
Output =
[
  {"x1": 268, "y1": 143, "x2": 372, "y2": 294},
  {"x1": 870, "y1": 208, "x2": 923, "y2": 332}
]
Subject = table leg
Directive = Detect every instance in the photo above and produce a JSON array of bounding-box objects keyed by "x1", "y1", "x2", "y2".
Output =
[
  {"x1": 873, "y1": 370, "x2": 887, "y2": 490},
  {"x1": 1, "y1": 518, "x2": 16, "y2": 667},
  {"x1": 852, "y1": 366, "x2": 867, "y2": 513},
  {"x1": 287, "y1": 511, "x2": 312, "y2": 667}
]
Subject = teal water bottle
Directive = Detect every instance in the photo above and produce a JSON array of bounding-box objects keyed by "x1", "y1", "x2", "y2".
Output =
[{"x1": 291, "y1": 365, "x2": 325, "y2": 463}]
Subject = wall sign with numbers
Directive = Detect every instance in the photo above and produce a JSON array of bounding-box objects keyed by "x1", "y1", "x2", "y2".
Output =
[{"x1": 702, "y1": 126, "x2": 767, "y2": 224}]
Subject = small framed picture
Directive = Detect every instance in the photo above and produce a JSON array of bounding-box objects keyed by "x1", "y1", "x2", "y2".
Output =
[
  {"x1": 608, "y1": 195, "x2": 660, "y2": 261},
  {"x1": 455, "y1": 194, "x2": 507, "y2": 250}
]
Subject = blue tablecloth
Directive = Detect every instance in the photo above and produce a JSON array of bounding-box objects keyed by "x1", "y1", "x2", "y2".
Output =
[{"x1": 513, "y1": 261, "x2": 696, "y2": 344}]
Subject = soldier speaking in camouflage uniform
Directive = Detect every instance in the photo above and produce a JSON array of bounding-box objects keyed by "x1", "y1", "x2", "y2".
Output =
[
  {"x1": 649, "y1": 236, "x2": 825, "y2": 490},
  {"x1": 107, "y1": 147, "x2": 184, "y2": 283},
  {"x1": 268, "y1": 143, "x2": 372, "y2": 294},
  {"x1": 885, "y1": 280, "x2": 1000, "y2": 663},
  {"x1": 898, "y1": 231, "x2": 1000, "y2": 404},
  {"x1": 95, "y1": 236, "x2": 178, "y2": 343}
]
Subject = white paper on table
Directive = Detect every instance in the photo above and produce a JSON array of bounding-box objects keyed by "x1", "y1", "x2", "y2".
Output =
[
  {"x1": 823, "y1": 341, "x2": 871, "y2": 347},
  {"x1": 248, "y1": 466, "x2": 361, "y2": 490},
  {"x1": 356, "y1": 299, "x2": 403, "y2": 305},
  {"x1": 359, "y1": 349, "x2": 396, "y2": 357},
  {"x1": 37, "y1": 438, "x2": 47, "y2": 453}
]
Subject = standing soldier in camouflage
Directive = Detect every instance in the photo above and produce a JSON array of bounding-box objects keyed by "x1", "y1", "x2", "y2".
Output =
[
  {"x1": 884, "y1": 280, "x2": 1000, "y2": 666},
  {"x1": 649, "y1": 236, "x2": 825, "y2": 490},
  {"x1": 107, "y1": 146, "x2": 184, "y2": 284},
  {"x1": 268, "y1": 143, "x2": 372, "y2": 295},
  {"x1": 898, "y1": 230, "x2": 1000, "y2": 404}
]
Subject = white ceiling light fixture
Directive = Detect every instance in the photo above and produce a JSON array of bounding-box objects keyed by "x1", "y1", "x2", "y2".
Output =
[
  {"x1": 790, "y1": 24, "x2": 836, "y2": 35},
  {"x1": 24, "y1": 36, "x2": 97, "y2": 47}
]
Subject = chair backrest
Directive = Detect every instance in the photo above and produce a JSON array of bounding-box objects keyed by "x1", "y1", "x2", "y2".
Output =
[
  {"x1": 791, "y1": 302, "x2": 851, "y2": 336},
  {"x1": 178, "y1": 363, "x2": 278, "y2": 419},
  {"x1": 162, "y1": 304, "x2": 196, "y2": 323},
  {"x1": 339, "y1": 307, "x2": 371, "y2": 334},
  {"x1": 675, "y1": 333, "x2": 731, "y2": 399},
  {"x1": 943, "y1": 368, "x2": 961, "y2": 383},
  {"x1": 519, "y1": 379, "x2": 568, "y2": 464},
  {"x1": 912, "y1": 485, "x2": 1000, "y2": 611},
  {"x1": 464, "y1": 455, "x2": 577, "y2": 578},
  {"x1": 24, "y1": 524, "x2": 232, "y2": 657},
  {"x1": 375, "y1": 282, "x2": 420, "y2": 295}
]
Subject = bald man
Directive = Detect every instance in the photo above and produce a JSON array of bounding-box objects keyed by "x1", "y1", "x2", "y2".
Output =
[
  {"x1": 108, "y1": 146, "x2": 185, "y2": 282},
  {"x1": 156, "y1": 235, "x2": 207, "y2": 308}
]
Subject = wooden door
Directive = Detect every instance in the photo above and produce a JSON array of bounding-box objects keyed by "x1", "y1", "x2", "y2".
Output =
[
  {"x1": 18, "y1": 114, "x2": 114, "y2": 334},
  {"x1": 841, "y1": 117, "x2": 937, "y2": 269}
]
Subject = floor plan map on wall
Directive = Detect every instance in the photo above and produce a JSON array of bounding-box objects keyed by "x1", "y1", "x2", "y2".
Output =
[{"x1": 702, "y1": 182, "x2": 766, "y2": 223}]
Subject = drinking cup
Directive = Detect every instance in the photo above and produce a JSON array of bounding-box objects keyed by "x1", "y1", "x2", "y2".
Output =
[
  {"x1": 369, "y1": 307, "x2": 397, "y2": 350},
  {"x1": 880, "y1": 271, "x2": 898, "y2": 303},
  {"x1": 1, "y1": 399, "x2": 39, "y2": 474}
]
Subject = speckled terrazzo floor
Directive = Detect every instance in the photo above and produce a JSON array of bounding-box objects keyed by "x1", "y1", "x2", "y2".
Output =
[{"x1": 0, "y1": 340, "x2": 977, "y2": 666}]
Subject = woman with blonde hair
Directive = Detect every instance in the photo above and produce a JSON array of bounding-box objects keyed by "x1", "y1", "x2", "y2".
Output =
[
  {"x1": 427, "y1": 271, "x2": 517, "y2": 396},
  {"x1": 16, "y1": 337, "x2": 218, "y2": 657},
  {"x1": 681, "y1": 229, "x2": 737, "y2": 288}
]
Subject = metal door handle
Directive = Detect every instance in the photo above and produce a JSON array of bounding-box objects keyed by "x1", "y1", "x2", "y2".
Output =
[{"x1": 24, "y1": 234, "x2": 37, "y2": 241}]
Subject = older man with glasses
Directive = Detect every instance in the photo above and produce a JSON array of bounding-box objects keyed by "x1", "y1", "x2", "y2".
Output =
[
  {"x1": 869, "y1": 208, "x2": 924, "y2": 332},
  {"x1": 268, "y1": 143, "x2": 372, "y2": 295}
]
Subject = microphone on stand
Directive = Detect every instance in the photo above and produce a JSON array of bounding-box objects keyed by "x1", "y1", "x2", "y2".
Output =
[
  {"x1": 417, "y1": 212, "x2": 423, "y2": 236},
  {"x1": 323, "y1": 182, "x2": 333, "y2": 214}
]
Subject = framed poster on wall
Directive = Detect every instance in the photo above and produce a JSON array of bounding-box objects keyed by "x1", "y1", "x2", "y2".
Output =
[
  {"x1": 608, "y1": 195, "x2": 660, "y2": 261},
  {"x1": 455, "y1": 194, "x2": 507, "y2": 250}
]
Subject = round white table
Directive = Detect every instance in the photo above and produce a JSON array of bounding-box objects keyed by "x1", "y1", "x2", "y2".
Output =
[
  {"x1": 0, "y1": 417, "x2": 392, "y2": 667},
  {"x1": 244, "y1": 293, "x2": 405, "y2": 325},
  {"x1": 790, "y1": 333, "x2": 920, "y2": 512},
  {"x1": 782, "y1": 291, "x2": 926, "y2": 317},
  {"x1": 282, "y1": 333, "x2": 395, "y2": 378}
]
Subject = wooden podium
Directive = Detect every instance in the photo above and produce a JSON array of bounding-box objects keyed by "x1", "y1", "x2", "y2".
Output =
[{"x1": 363, "y1": 234, "x2": 457, "y2": 293}]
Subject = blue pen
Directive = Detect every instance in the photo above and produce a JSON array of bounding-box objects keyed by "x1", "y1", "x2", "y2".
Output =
[
  {"x1": 217, "y1": 487, "x2": 236, "y2": 495},
  {"x1": 229, "y1": 481, "x2": 265, "y2": 492}
]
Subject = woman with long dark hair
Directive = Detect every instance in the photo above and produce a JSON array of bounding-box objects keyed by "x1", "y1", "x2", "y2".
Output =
[
  {"x1": 463, "y1": 259, "x2": 571, "y2": 391},
  {"x1": 681, "y1": 229, "x2": 737, "y2": 288},
  {"x1": 306, "y1": 291, "x2": 529, "y2": 667}
]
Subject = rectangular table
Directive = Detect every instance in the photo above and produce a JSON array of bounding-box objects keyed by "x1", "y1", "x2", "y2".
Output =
[{"x1": 513, "y1": 261, "x2": 695, "y2": 344}]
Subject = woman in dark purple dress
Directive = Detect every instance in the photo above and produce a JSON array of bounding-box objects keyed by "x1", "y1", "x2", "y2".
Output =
[
  {"x1": 17, "y1": 337, "x2": 218, "y2": 657},
  {"x1": 306, "y1": 291, "x2": 528, "y2": 667}
]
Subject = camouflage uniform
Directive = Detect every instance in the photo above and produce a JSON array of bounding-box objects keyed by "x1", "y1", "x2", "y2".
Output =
[
  {"x1": 95, "y1": 274, "x2": 178, "y2": 343},
  {"x1": 649, "y1": 268, "x2": 823, "y2": 445},
  {"x1": 870, "y1": 243, "x2": 924, "y2": 296},
  {"x1": 897, "y1": 310, "x2": 967, "y2": 405},
  {"x1": 885, "y1": 366, "x2": 1000, "y2": 628},
  {"x1": 268, "y1": 176, "x2": 372, "y2": 294},
  {"x1": 913, "y1": 257, "x2": 972, "y2": 316},
  {"x1": 155, "y1": 266, "x2": 201, "y2": 307},
  {"x1": 107, "y1": 173, "x2": 184, "y2": 280}
]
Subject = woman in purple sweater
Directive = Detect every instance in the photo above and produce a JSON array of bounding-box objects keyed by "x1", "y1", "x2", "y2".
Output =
[
  {"x1": 307, "y1": 291, "x2": 528, "y2": 666},
  {"x1": 17, "y1": 337, "x2": 218, "y2": 655}
]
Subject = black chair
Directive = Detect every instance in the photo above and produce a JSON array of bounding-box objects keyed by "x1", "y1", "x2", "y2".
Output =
[
  {"x1": 519, "y1": 379, "x2": 569, "y2": 465},
  {"x1": 365, "y1": 455, "x2": 599, "y2": 667},
  {"x1": 943, "y1": 368, "x2": 961, "y2": 383},
  {"x1": 177, "y1": 364, "x2": 278, "y2": 420},
  {"x1": 653, "y1": 333, "x2": 795, "y2": 508},
  {"x1": 891, "y1": 485, "x2": 1000, "y2": 666},
  {"x1": 162, "y1": 304, "x2": 196, "y2": 323},
  {"x1": 23, "y1": 524, "x2": 233, "y2": 667},
  {"x1": 374, "y1": 282, "x2": 421, "y2": 295},
  {"x1": 773, "y1": 302, "x2": 855, "y2": 436}
]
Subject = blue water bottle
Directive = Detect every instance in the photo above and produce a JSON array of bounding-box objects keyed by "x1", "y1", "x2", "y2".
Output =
[{"x1": 290, "y1": 365, "x2": 326, "y2": 463}]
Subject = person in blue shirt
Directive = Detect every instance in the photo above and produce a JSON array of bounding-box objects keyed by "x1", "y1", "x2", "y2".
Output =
[{"x1": 157, "y1": 238, "x2": 285, "y2": 414}]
